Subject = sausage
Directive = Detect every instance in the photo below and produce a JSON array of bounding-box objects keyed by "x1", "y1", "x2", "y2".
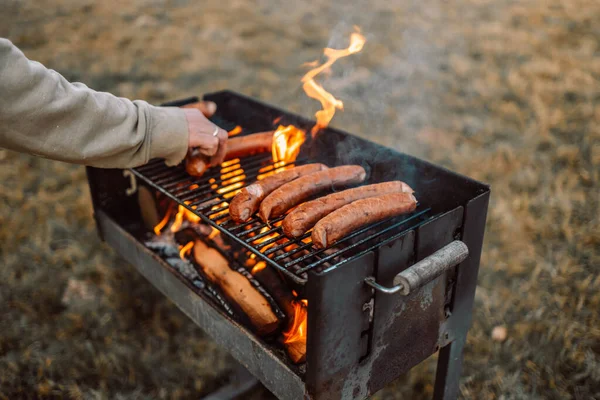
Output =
[
  {"x1": 311, "y1": 192, "x2": 417, "y2": 248},
  {"x1": 259, "y1": 165, "x2": 367, "y2": 222},
  {"x1": 186, "y1": 130, "x2": 275, "y2": 177},
  {"x1": 225, "y1": 130, "x2": 274, "y2": 159},
  {"x1": 229, "y1": 164, "x2": 328, "y2": 223},
  {"x1": 185, "y1": 150, "x2": 209, "y2": 176},
  {"x1": 282, "y1": 181, "x2": 413, "y2": 238}
]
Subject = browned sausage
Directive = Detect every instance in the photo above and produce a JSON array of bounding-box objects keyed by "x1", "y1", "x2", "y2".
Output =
[
  {"x1": 311, "y1": 192, "x2": 417, "y2": 248},
  {"x1": 259, "y1": 165, "x2": 367, "y2": 222},
  {"x1": 229, "y1": 164, "x2": 328, "y2": 223},
  {"x1": 225, "y1": 130, "x2": 274, "y2": 159},
  {"x1": 282, "y1": 181, "x2": 413, "y2": 238},
  {"x1": 185, "y1": 150, "x2": 209, "y2": 176},
  {"x1": 186, "y1": 131, "x2": 274, "y2": 177}
]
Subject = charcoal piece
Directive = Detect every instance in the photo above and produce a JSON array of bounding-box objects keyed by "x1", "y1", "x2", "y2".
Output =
[
  {"x1": 192, "y1": 279, "x2": 206, "y2": 290},
  {"x1": 145, "y1": 241, "x2": 180, "y2": 259},
  {"x1": 165, "y1": 257, "x2": 201, "y2": 281}
]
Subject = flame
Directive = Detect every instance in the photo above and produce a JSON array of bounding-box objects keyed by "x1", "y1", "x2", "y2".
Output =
[
  {"x1": 209, "y1": 201, "x2": 230, "y2": 219},
  {"x1": 153, "y1": 205, "x2": 173, "y2": 235},
  {"x1": 228, "y1": 126, "x2": 243, "y2": 137},
  {"x1": 301, "y1": 29, "x2": 366, "y2": 135},
  {"x1": 252, "y1": 226, "x2": 279, "y2": 253},
  {"x1": 170, "y1": 203, "x2": 200, "y2": 233},
  {"x1": 179, "y1": 241, "x2": 194, "y2": 260},
  {"x1": 271, "y1": 125, "x2": 306, "y2": 163},
  {"x1": 283, "y1": 299, "x2": 308, "y2": 362},
  {"x1": 257, "y1": 161, "x2": 289, "y2": 180},
  {"x1": 216, "y1": 162, "x2": 246, "y2": 198},
  {"x1": 208, "y1": 227, "x2": 220, "y2": 240},
  {"x1": 251, "y1": 261, "x2": 267, "y2": 275}
]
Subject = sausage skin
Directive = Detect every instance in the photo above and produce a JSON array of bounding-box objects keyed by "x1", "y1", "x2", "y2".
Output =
[
  {"x1": 229, "y1": 164, "x2": 328, "y2": 223},
  {"x1": 186, "y1": 131, "x2": 274, "y2": 177},
  {"x1": 225, "y1": 130, "x2": 274, "y2": 160},
  {"x1": 185, "y1": 150, "x2": 209, "y2": 176},
  {"x1": 311, "y1": 192, "x2": 417, "y2": 248},
  {"x1": 282, "y1": 181, "x2": 413, "y2": 238},
  {"x1": 259, "y1": 165, "x2": 366, "y2": 222}
]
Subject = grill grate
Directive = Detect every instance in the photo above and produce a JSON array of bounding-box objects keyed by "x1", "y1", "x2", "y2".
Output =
[{"x1": 132, "y1": 129, "x2": 432, "y2": 284}]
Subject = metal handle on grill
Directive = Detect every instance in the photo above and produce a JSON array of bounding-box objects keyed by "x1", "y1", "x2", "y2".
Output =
[{"x1": 364, "y1": 240, "x2": 469, "y2": 295}]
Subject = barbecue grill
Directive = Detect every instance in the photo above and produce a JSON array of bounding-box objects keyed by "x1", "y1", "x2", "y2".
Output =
[{"x1": 86, "y1": 90, "x2": 490, "y2": 400}]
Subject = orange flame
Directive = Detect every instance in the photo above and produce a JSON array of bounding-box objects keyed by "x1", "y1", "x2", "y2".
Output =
[
  {"x1": 208, "y1": 227, "x2": 220, "y2": 240},
  {"x1": 153, "y1": 205, "x2": 173, "y2": 235},
  {"x1": 272, "y1": 125, "x2": 306, "y2": 163},
  {"x1": 283, "y1": 299, "x2": 308, "y2": 363},
  {"x1": 252, "y1": 226, "x2": 279, "y2": 253},
  {"x1": 228, "y1": 126, "x2": 243, "y2": 137},
  {"x1": 170, "y1": 203, "x2": 200, "y2": 233},
  {"x1": 251, "y1": 261, "x2": 267, "y2": 275},
  {"x1": 179, "y1": 241, "x2": 194, "y2": 260},
  {"x1": 302, "y1": 29, "x2": 366, "y2": 135}
]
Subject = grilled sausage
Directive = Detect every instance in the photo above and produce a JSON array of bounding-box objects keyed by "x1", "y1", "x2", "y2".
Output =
[
  {"x1": 229, "y1": 163, "x2": 328, "y2": 223},
  {"x1": 186, "y1": 131, "x2": 275, "y2": 177},
  {"x1": 259, "y1": 165, "x2": 367, "y2": 222},
  {"x1": 311, "y1": 192, "x2": 417, "y2": 248},
  {"x1": 282, "y1": 181, "x2": 413, "y2": 238},
  {"x1": 185, "y1": 150, "x2": 209, "y2": 176},
  {"x1": 225, "y1": 130, "x2": 274, "y2": 160}
]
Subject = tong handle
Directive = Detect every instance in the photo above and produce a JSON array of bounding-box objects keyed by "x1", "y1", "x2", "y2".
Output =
[{"x1": 365, "y1": 240, "x2": 469, "y2": 295}]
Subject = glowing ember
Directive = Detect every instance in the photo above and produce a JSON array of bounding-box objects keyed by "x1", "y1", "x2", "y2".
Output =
[
  {"x1": 301, "y1": 28, "x2": 366, "y2": 135},
  {"x1": 208, "y1": 227, "x2": 220, "y2": 240},
  {"x1": 228, "y1": 126, "x2": 243, "y2": 136},
  {"x1": 283, "y1": 299, "x2": 308, "y2": 363},
  {"x1": 257, "y1": 161, "x2": 289, "y2": 180},
  {"x1": 209, "y1": 201, "x2": 230, "y2": 219},
  {"x1": 252, "y1": 226, "x2": 280, "y2": 253},
  {"x1": 179, "y1": 241, "x2": 194, "y2": 259},
  {"x1": 251, "y1": 261, "x2": 267, "y2": 275}
]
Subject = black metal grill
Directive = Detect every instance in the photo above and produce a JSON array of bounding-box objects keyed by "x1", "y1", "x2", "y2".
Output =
[
  {"x1": 131, "y1": 127, "x2": 432, "y2": 285},
  {"x1": 87, "y1": 91, "x2": 491, "y2": 400}
]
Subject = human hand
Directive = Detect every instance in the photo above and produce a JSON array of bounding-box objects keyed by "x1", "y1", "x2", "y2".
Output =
[{"x1": 182, "y1": 101, "x2": 228, "y2": 166}]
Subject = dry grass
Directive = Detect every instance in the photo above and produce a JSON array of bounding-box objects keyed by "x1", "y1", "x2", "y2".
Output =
[{"x1": 1, "y1": 0, "x2": 598, "y2": 398}]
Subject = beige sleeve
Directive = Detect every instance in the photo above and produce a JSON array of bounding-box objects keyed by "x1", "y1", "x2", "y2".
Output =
[{"x1": 0, "y1": 38, "x2": 188, "y2": 168}]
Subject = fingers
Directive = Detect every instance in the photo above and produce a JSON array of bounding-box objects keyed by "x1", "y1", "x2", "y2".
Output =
[
  {"x1": 183, "y1": 108, "x2": 228, "y2": 162},
  {"x1": 209, "y1": 128, "x2": 228, "y2": 166},
  {"x1": 182, "y1": 101, "x2": 217, "y2": 117}
]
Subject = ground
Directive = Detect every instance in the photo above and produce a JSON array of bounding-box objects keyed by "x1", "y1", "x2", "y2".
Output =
[{"x1": 0, "y1": 0, "x2": 599, "y2": 399}]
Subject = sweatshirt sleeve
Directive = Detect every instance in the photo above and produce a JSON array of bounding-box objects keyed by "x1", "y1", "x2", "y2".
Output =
[{"x1": 0, "y1": 38, "x2": 189, "y2": 168}]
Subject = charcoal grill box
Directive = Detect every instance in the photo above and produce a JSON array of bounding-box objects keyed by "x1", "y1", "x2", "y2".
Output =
[{"x1": 86, "y1": 90, "x2": 490, "y2": 400}]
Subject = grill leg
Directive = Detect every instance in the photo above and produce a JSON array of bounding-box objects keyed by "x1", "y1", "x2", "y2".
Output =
[
  {"x1": 433, "y1": 191, "x2": 490, "y2": 400},
  {"x1": 433, "y1": 337, "x2": 466, "y2": 400}
]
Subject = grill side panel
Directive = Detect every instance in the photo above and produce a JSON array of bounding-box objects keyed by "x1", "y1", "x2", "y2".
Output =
[{"x1": 305, "y1": 253, "x2": 375, "y2": 400}]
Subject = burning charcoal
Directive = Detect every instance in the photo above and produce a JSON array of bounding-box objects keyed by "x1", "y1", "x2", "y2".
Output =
[
  {"x1": 236, "y1": 266, "x2": 286, "y2": 322},
  {"x1": 165, "y1": 257, "x2": 201, "y2": 281}
]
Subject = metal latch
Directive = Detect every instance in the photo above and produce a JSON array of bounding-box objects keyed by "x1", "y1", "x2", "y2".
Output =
[{"x1": 364, "y1": 240, "x2": 469, "y2": 295}]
